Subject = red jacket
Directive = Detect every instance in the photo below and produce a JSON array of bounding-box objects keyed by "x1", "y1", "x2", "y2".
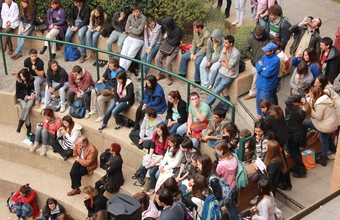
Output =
[
  {"x1": 68, "y1": 68, "x2": 95, "y2": 94},
  {"x1": 12, "y1": 189, "x2": 40, "y2": 219}
]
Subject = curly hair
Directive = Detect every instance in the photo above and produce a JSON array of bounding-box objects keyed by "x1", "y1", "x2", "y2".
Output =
[{"x1": 20, "y1": 0, "x2": 34, "y2": 21}]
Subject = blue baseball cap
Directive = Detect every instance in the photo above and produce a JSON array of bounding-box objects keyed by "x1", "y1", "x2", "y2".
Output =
[{"x1": 262, "y1": 42, "x2": 278, "y2": 52}]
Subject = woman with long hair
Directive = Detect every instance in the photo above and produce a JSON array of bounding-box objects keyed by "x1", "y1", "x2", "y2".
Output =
[
  {"x1": 11, "y1": 0, "x2": 36, "y2": 60},
  {"x1": 191, "y1": 174, "x2": 212, "y2": 218},
  {"x1": 133, "y1": 75, "x2": 167, "y2": 131},
  {"x1": 175, "y1": 138, "x2": 197, "y2": 184},
  {"x1": 133, "y1": 192, "x2": 160, "y2": 220},
  {"x1": 86, "y1": 6, "x2": 107, "y2": 59},
  {"x1": 30, "y1": 108, "x2": 62, "y2": 156},
  {"x1": 51, "y1": 115, "x2": 82, "y2": 160},
  {"x1": 303, "y1": 86, "x2": 338, "y2": 166},
  {"x1": 165, "y1": 90, "x2": 187, "y2": 134},
  {"x1": 255, "y1": 140, "x2": 287, "y2": 195},
  {"x1": 215, "y1": 142, "x2": 239, "y2": 220},
  {"x1": 41, "y1": 198, "x2": 66, "y2": 220},
  {"x1": 12, "y1": 183, "x2": 40, "y2": 219},
  {"x1": 1, "y1": 0, "x2": 19, "y2": 55},
  {"x1": 249, "y1": 120, "x2": 274, "y2": 161},
  {"x1": 95, "y1": 143, "x2": 124, "y2": 194},
  {"x1": 140, "y1": 17, "x2": 162, "y2": 78},
  {"x1": 57, "y1": 213, "x2": 75, "y2": 220},
  {"x1": 39, "y1": 0, "x2": 68, "y2": 59},
  {"x1": 83, "y1": 186, "x2": 108, "y2": 219},
  {"x1": 292, "y1": 47, "x2": 322, "y2": 80},
  {"x1": 251, "y1": 179, "x2": 275, "y2": 220},
  {"x1": 16, "y1": 68, "x2": 35, "y2": 136},
  {"x1": 99, "y1": 71, "x2": 134, "y2": 131}
]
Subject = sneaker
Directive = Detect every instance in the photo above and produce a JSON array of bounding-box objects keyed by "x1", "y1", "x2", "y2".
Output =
[
  {"x1": 60, "y1": 105, "x2": 66, "y2": 113},
  {"x1": 29, "y1": 144, "x2": 39, "y2": 153},
  {"x1": 146, "y1": 189, "x2": 155, "y2": 195},
  {"x1": 200, "y1": 90, "x2": 206, "y2": 95},
  {"x1": 328, "y1": 153, "x2": 336, "y2": 160},
  {"x1": 135, "y1": 72, "x2": 141, "y2": 80},
  {"x1": 232, "y1": 20, "x2": 239, "y2": 25},
  {"x1": 84, "y1": 110, "x2": 90, "y2": 119},
  {"x1": 98, "y1": 125, "x2": 107, "y2": 132},
  {"x1": 114, "y1": 125, "x2": 122, "y2": 130},
  {"x1": 95, "y1": 116, "x2": 104, "y2": 122},
  {"x1": 40, "y1": 147, "x2": 48, "y2": 156},
  {"x1": 167, "y1": 75, "x2": 173, "y2": 86},
  {"x1": 207, "y1": 84, "x2": 212, "y2": 90},
  {"x1": 88, "y1": 110, "x2": 97, "y2": 116},
  {"x1": 35, "y1": 102, "x2": 41, "y2": 108},
  {"x1": 243, "y1": 94, "x2": 256, "y2": 100},
  {"x1": 237, "y1": 21, "x2": 243, "y2": 27},
  {"x1": 250, "y1": 195, "x2": 258, "y2": 205},
  {"x1": 42, "y1": 103, "x2": 48, "y2": 110},
  {"x1": 78, "y1": 55, "x2": 86, "y2": 63}
]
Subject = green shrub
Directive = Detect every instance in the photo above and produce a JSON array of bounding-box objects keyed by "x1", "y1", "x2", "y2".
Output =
[{"x1": 234, "y1": 23, "x2": 256, "y2": 59}]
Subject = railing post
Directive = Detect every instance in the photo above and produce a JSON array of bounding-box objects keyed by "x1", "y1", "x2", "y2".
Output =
[
  {"x1": 187, "y1": 82, "x2": 190, "y2": 108},
  {"x1": 95, "y1": 51, "x2": 99, "y2": 80},
  {"x1": 47, "y1": 41, "x2": 52, "y2": 60},
  {"x1": 141, "y1": 65, "x2": 144, "y2": 101},
  {"x1": 0, "y1": 37, "x2": 8, "y2": 75}
]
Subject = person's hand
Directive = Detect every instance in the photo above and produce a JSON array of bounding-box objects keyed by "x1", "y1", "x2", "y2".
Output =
[
  {"x1": 296, "y1": 51, "x2": 302, "y2": 59},
  {"x1": 255, "y1": 114, "x2": 262, "y2": 120},
  {"x1": 32, "y1": 64, "x2": 36, "y2": 71},
  {"x1": 201, "y1": 135, "x2": 208, "y2": 142},
  {"x1": 142, "y1": 103, "x2": 147, "y2": 110},
  {"x1": 168, "y1": 121, "x2": 175, "y2": 128},
  {"x1": 250, "y1": 206, "x2": 258, "y2": 212},
  {"x1": 49, "y1": 88, "x2": 55, "y2": 94},
  {"x1": 159, "y1": 166, "x2": 165, "y2": 173},
  {"x1": 205, "y1": 61, "x2": 212, "y2": 67},
  {"x1": 71, "y1": 26, "x2": 78, "y2": 32},
  {"x1": 186, "y1": 128, "x2": 192, "y2": 136},
  {"x1": 27, "y1": 95, "x2": 36, "y2": 100},
  {"x1": 149, "y1": 162, "x2": 156, "y2": 168},
  {"x1": 138, "y1": 139, "x2": 143, "y2": 145},
  {"x1": 258, "y1": 61, "x2": 263, "y2": 66},
  {"x1": 253, "y1": 163, "x2": 258, "y2": 170},
  {"x1": 146, "y1": 48, "x2": 151, "y2": 55},
  {"x1": 53, "y1": 25, "x2": 58, "y2": 29},
  {"x1": 301, "y1": 97, "x2": 306, "y2": 104},
  {"x1": 295, "y1": 73, "x2": 301, "y2": 83},
  {"x1": 77, "y1": 92, "x2": 82, "y2": 98},
  {"x1": 10, "y1": 72, "x2": 18, "y2": 76},
  {"x1": 49, "y1": 24, "x2": 54, "y2": 29},
  {"x1": 190, "y1": 54, "x2": 196, "y2": 61},
  {"x1": 163, "y1": 33, "x2": 168, "y2": 39},
  {"x1": 222, "y1": 47, "x2": 227, "y2": 54},
  {"x1": 75, "y1": 156, "x2": 80, "y2": 162},
  {"x1": 175, "y1": 176, "x2": 181, "y2": 182},
  {"x1": 97, "y1": 79, "x2": 103, "y2": 84},
  {"x1": 21, "y1": 28, "x2": 27, "y2": 34}
]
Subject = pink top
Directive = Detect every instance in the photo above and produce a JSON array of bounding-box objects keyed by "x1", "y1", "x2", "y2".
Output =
[
  {"x1": 151, "y1": 132, "x2": 168, "y2": 155},
  {"x1": 216, "y1": 156, "x2": 238, "y2": 189},
  {"x1": 256, "y1": 0, "x2": 276, "y2": 17},
  {"x1": 43, "y1": 117, "x2": 62, "y2": 135}
]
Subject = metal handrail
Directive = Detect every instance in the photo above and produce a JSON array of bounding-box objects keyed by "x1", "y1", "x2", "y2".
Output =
[{"x1": 0, "y1": 32, "x2": 235, "y2": 122}]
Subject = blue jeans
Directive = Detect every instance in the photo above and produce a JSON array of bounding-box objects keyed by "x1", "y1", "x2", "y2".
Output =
[
  {"x1": 256, "y1": 88, "x2": 273, "y2": 115},
  {"x1": 179, "y1": 48, "x2": 205, "y2": 82},
  {"x1": 139, "y1": 164, "x2": 159, "y2": 190},
  {"x1": 176, "y1": 123, "x2": 187, "y2": 136},
  {"x1": 303, "y1": 119, "x2": 331, "y2": 156},
  {"x1": 199, "y1": 56, "x2": 222, "y2": 87},
  {"x1": 86, "y1": 30, "x2": 102, "y2": 48},
  {"x1": 141, "y1": 43, "x2": 161, "y2": 74},
  {"x1": 102, "y1": 100, "x2": 129, "y2": 126},
  {"x1": 33, "y1": 76, "x2": 46, "y2": 102},
  {"x1": 14, "y1": 202, "x2": 32, "y2": 217},
  {"x1": 106, "y1": 30, "x2": 128, "y2": 59},
  {"x1": 64, "y1": 23, "x2": 88, "y2": 56},
  {"x1": 163, "y1": 119, "x2": 183, "y2": 134},
  {"x1": 259, "y1": 16, "x2": 269, "y2": 33},
  {"x1": 15, "y1": 23, "x2": 35, "y2": 54},
  {"x1": 206, "y1": 73, "x2": 235, "y2": 106},
  {"x1": 225, "y1": 187, "x2": 239, "y2": 220}
]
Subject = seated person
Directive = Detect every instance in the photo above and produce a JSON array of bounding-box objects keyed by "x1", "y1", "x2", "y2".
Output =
[
  {"x1": 41, "y1": 198, "x2": 66, "y2": 220},
  {"x1": 133, "y1": 192, "x2": 160, "y2": 220},
  {"x1": 133, "y1": 75, "x2": 167, "y2": 131},
  {"x1": 290, "y1": 62, "x2": 313, "y2": 94},
  {"x1": 83, "y1": 186, "x2": 108, "y2": 219},
  {"x1": 12, "y1": 184, "x2": 40, "y2": 220},
  {"x1": 64, "y1": 0, "x2": 90, "y2": 63},
  {"x1": 201, "y1": 107, "x2": 228, "y2": 148},
  {"x1": 155, "y1": 188, "x2": 185, "y2": 220},
  {"x1": 177, "y1": 92, "x2": 212, "y2": 149},
  {"x1": 42, "y1": 60, "x2": 69, "y2": 113},
  {"x1": 191, "y1": 174, "x2": 212, "y2": 218},
  {"x1": 89, "y1": 58, "x2": 124, "y2": 122},
  {"x1": 165, "y1": 90, "x2": 187, "y2": 134},
  {"x1": 129, "y1": 107, "x2": 163, "y2": 149},
  {"x1": 175, "y1": 139, "x2": 198, "y2": 185},
  {"x1": 67, "y1": 65, "x2": 95, "y2": 119},
  {"x1": 51, "y1": 115, "x2": 82, "y2": 160}
]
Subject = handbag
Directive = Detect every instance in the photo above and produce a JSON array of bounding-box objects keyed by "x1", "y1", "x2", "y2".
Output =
[{"x1": 160, "y1": 40, "x2": 176, "y2": 56}]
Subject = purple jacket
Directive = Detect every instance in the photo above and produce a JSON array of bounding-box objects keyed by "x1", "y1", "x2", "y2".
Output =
[{"x1": 47, "y1": 7, "x2": 67, "y2": 39}]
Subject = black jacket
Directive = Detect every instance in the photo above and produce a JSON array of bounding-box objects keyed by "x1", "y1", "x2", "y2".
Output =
[
  {"x1": 84, "y1": 194, "x2": 108, "y2": 217},
  {"x1": 159, "y1": 17, "x2": 182, "y2": 46},
  {"x1": 320, "y1": 46, "x2": 340, "y2": 84},
  {"x1": 69, "y1": 3, "x2": 90, "y2": 28},
  {"x1": 113, "y1": 80, "x2": 134, "y2": 107},
  {"x1": 16, "y1": 78, "x2": 35, "y2": 100},
  {"x1": 263, "y1": 114, "x2": 289, "y2": 147},
  {"x1": 46, "y1": 65, "x2": 68, "y2": 91},
  {"x1": 105, "y1": 154, "x2": 124, "y2": 192},
  {"x1": 289, "y1": 24, "x2": 321, "y2": 55},
  {"x1": 166, "y1": 99, "x2": 187, "y2": 123},
  {"x1": 111, "y1": 11, "x2": 128, "y2": 33},
  {"x1": 285, "y1": 89, "x2": 305, "y2": 133}
]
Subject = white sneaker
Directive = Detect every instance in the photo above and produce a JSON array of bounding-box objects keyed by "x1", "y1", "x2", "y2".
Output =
[
  {"x1": 42, "y1": 103, "x2": 48, "y2": 110},
  {"x1": 136, "y1": 72, "x2": 141, "y2": 80},
  {"x1": 84, "y1": 110, "x2": 90, "y2": 119},
  {"x1": 237, "y1": 21, "x2": 243, "y2": 27},
  {"x1": 232, "y1": 20, "x2": 239, "y2": 25},
  {"x1": 29, "y1": 144, "x2": 39, "y2": 153},
  {"x1": 60, "y1": 105, "x2": 66, "y2": 113},
  {"x1": 207, "y1": 85, "x2": 212, "y2": 90},
  {"x1": 40, "y1": 147, "x2": 48, "y2": 156},
  {"x1": 95, "y1": 116, "x2": 104, "y2": 122},
  {"x1": 88, "y1": 110, "x2": 97, "y2": 116}
]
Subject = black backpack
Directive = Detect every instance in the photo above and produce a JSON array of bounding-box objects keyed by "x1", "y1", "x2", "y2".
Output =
[
  {"x1": 239, "y1": 59, "x2": 246, "y2": 73},
  {"x1": 100, "y1": 148, "x2": 111, "y2": 169}
]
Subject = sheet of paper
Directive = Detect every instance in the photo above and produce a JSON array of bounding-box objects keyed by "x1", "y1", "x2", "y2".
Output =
[{"x1": 256, "y1": 157, "x2": 266, "y2": 173}]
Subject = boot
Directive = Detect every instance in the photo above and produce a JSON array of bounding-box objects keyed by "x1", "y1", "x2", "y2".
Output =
[
  {"x1": 16, "y1": 120, "x2": 25, "y2": 133},
  {"x1": 316, "y1": 155, "x2": 327, "y2": 167},
  {"x1": 293, "y1": 166, "x2": 307, "y2": 178},
  {"x1": 39, "y1": 46, "x2": 47, "y2": 55},
  {"x1": 25, "y1": 124, "x2": 31, "y2": 137},
  {"x1": 40, "y1": 145, "x2": 48, "y2": 156}
]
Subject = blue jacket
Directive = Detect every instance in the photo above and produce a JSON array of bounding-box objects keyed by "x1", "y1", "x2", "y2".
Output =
[
  {"x1": 143, "y1": 83, "x2": 167, "y2": 114},
  {"x1": 256, "y1": 53, "x2": 280, "y2": 92}
]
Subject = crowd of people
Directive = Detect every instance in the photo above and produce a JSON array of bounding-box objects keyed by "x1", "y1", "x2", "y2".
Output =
[{"x1": 3, "y1": 0, "x2": 340, "y2": 219}]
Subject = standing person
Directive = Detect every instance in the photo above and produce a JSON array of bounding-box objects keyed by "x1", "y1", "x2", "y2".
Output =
[
  {"x1": 39, "y1": 0, "x2": 68, "y2": 59},
  {"x1": 67, "y1": 135, "x2": 98, "y2": 196},
  {"x1": 139, "y1": 17, "x2": 162, "y2": 78},
  {"x1": 133, "y1": 75, "x2": 167, "y2": 131},
  {"x1": 319, "y1": 37, "x2": 340, "y2": 84},
  {"x1": 303, "y1": 86, "x2": 338, "y2": 166},
  {"x1": 243, "y1": 25, "x2": 275, "y2": 100},
  {"x1": 42, "y1": 60, "x2": 69, "y2": 112},
  {"x1": 250, "y1": 180, "x2": 275, "y2": 220},
  {"x1": 255, "y1": 42, "x2": 280, "y2": 115},
  {"x1": 217, "y1": 0, "x2": 232, "y2": 18},
  {"x1": 119, "y1": 4, "x2": 146, "y2": 71},
  {"x1": 106, "y1": 7, "x2": 131, "y2": 59},
  {"x1": 289, "y1": 16, "x2": 322, "y2": 56},
  {"x1": 199, "y1": 29, "x2": 224, "y2": 91},
  {"x1": 89, "y1": 58, "x2": 124, "y2": 122},
  {"x1": 64, "y1": 0, "x2": 90, "y2": 63},
  {"x1": 85, "y1": 6, "x2": 107, "y2": 59},
  {"x1": 10, "y1": 0, "x2": 36, "y2": 60},
  {"x1": 1, "y1": 0, "x2": 19, "y2": 55},
  {"x1": 215, "y1": 142, "x2": 239, "y2": 220},
  {"x1": 205, "y1": 35, "x2": 240, "y2": 106},
  {"x1": 15, "y1": 68, "x2": 35, "y2": 136},
  {"x1": 95, "y1": 143, "x2": 124, "y2": 194},
  {"x1": 12, "y1": 184, "x2": 40, "y2": 220},
  {"x1": 177, "y1": 92, "x2": 212, "y2": 149},
  {"x1": 154, "y1": 17, "x2": 182, "y2": 85},
  {"x1": 51, "y1": 115, "x2": 82, "y2": 160},
  {"x1": 179, "y1": 20, "x2": 210, "y2": 84},
  {"x1": 67, "y1": 65, "x2": 95, "y2": 119},
  {"x1": 98, "y1": 71, "x2": 134, "y2": 131},
  {"x1": 292, "y1": 48, "x2": 322, "y2": 80},
  {"x1": 256, "y1": 0, "x2": 276, "y2": 32},
  {"x1": 232, "y1": 0, "x2": 246, "y2": 27},
  {"x1": 83, "y1": 186, "x2": 108, "y2": 219},
  {"x1": 165, "y1": 91, "x2": 187, "y2": 134},
  {"x1": 41, "y1": 198, "x2": 66, "y2": 220},
  {"x1": 30, "y1": 108, "x2": 62, "y2": 156}
]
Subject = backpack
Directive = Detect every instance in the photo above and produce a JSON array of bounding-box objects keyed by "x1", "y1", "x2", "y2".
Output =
[
  {"x1": 177, "y1": 201, "x2": 194, "y2": 220},
  {"x1": 239, "y1": 59, "x2": 246, "y2": 73},
  {"x1": 7, "y1": 192, "x2": 15, "y2": 213},
  {"x1": 215, "y1": 95, "x2": 230, "y2": 112},
  {"x1": 233, "y1": 153, "x2": 249, "y2": 188},
  {"x1": 100, "y1": 148, "x2": 111, "y2": 169},
  {"x1": 208, "y1": 175, "x2": 231, "y2": 206},
  {"x1": 64, "y1": 45, "x2": 81, "y2": 61},
  {"x1": 69, "y1": 98, "x2": 85, "y2": 118},
  {"x1": 47, "y1": 96, "x2": 61, "y2": 112},
  {"x1": 201, "y1": 194, "x2": 223, "y2": 220}
]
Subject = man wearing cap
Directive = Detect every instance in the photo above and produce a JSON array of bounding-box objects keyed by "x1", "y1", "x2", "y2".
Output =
[{"x1": 255, "y1": 42, "x2": 280, "y2": 115}]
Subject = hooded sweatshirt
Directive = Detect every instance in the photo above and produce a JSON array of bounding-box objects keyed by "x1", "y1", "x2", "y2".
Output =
[
  {"x1": 216, "y1": 156, "x2": 238, "y2": 189},
  {"x1": 205, "y1": 29, "x2": 224, "y2": 63},
  {"x1": 256, "y1": 53, "x2": 280, "y2": 91},
  {"x1": 308, "y1": 95, "x2": 338, "y2": 133},
  {"x1": 161, "y1": 17, "x2": 182, "y2": 46}
]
